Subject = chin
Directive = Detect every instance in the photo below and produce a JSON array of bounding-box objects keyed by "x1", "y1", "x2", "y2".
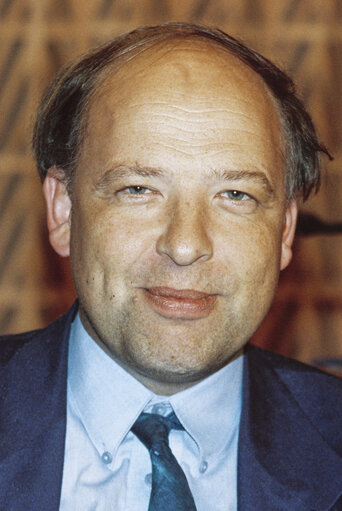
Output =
[{"x1": 133, "y1": 355, "x2": 225, "y2": 386}]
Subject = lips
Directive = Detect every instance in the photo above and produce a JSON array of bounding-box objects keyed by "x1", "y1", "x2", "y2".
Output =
[{"x1": 142, "y1": 286, "x2": 217, "y2": 319}]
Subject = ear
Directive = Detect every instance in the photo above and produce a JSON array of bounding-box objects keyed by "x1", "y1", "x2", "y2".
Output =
[
  {"x1": 280, "y1": 199, "x2": 298, "y2": 271},
  {"x1": 43, "y1": 168, "x2": 72, "y2": 257}
]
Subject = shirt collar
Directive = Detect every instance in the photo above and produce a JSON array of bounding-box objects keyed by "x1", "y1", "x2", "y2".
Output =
[
  {"x1": 68, "y1": 313, "x2": 243, "y2": 461},
  {"x1": 68, "y1": 314, "x2": 154, "y2": 458},
  {"x1": 169, "y1": 354, "x2": 243, "y2": 460}
]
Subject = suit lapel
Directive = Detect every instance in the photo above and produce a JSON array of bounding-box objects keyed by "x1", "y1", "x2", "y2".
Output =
[
  {"x1": 0, "y1": 305, "x2": 76, "y2": 510},
  {"x1": 238, "y1": 346, "x2": 342, "y2": 510}
]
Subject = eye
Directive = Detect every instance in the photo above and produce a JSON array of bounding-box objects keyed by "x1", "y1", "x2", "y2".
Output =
[
  {"x1": 215, "y1": 188, "x2": 258, "y2": 214},
  {"x1": 116, "y1": 185, "x2": 159, "y2": 202},
  {"x1": 220, "y1": 190, "x2": 251, "y2": 201},
  {"x1": 124, "y1": 186, "x2": 152, "y2": 195}
]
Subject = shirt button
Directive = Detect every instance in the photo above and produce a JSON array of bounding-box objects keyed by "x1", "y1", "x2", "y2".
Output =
[
  {"x1": 101, "y1": 451, "x2": 112, "y2": 464},
  {"x1": 145, "y1": 473, "x2": 152, "y2": 486},
  {"x1": 152, "y1": 403, "x2": 167, "y2": 415},
  {"x1": 199, "y1": 461, "x2": 208, "y2": 473}
]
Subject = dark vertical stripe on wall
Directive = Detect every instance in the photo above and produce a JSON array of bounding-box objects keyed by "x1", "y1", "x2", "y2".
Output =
[
  {"x1": 0, "y1": 213, "x2": 26, "y2": 283},
  {"x1": 0, "y1": 80, "x2": 29, "y2": 151},
  {"x1": 287, "y1": 41, "x2": 310, "y2": 75},
  {"x1": 151, "y1": 0, "x2": 170, "y2": 20},
  {"x1": 97, "y1": 0, "x2": 116, "y2": 18},
  {"x1": 0, "y1": 174, "x2": 22, "y2": 220},
  {"x1": 243, "y1": 0, "x2": 263, "y2": 22},
  {"x1": 191, "y1": 0, "x2": 209, "y2": 22},
  {"x1": 0, "y1": 0, "x2": 14, "y2": 18},
  {"x1": 54, "y1": 0, "x2": 72, "y2": 19},
  {"x1": 283, "y1": 0, "x2": 303, "y2": 22},
  {"x1": 335, "y1": 0, "x2": 342, "y2": 20},
  {"x1": 0, "y1": 39, "x2": 23, "y2": 98},
  {"x1": 0, "y1": 306, "x2": 16, "y2": 333}
]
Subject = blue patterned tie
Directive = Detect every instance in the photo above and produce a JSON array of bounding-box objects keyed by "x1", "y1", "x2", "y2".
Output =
[{"x1": 132, "y1": 412, "x2": 197, "y2": 511}]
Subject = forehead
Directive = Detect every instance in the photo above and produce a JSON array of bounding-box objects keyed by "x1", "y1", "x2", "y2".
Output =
[
  {"x1": 92, "y1": 38, "x2": 275, "y2": 110},
  {"x1": 93, "y1": 38, "x2": 278, "y2": 114},
  {"x1": 80, "y1": 38, "x2": 283, "y2": 177}
]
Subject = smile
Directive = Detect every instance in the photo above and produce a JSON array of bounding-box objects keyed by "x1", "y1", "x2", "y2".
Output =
[{"x1": 141, "y1": 286, "x2": 217, "y2": 319}]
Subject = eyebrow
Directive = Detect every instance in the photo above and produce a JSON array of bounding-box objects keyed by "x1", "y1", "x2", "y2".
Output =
[
  {"x1": 208, "y1": 168, "x2": 275, "y2": 198},
  {"x1": 95, "y1": 164, "x2": 164, "y2": 190},
  {"x1": 95, "y1": 163, "x2": 275, "y2": 198}
]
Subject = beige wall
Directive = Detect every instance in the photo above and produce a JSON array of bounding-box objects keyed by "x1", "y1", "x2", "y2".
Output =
[{"x1": 1, "y1": 0, "x2": 342, "y2": 370}]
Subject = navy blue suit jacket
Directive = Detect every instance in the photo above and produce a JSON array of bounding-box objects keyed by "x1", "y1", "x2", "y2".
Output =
[{"x1": 1, "y1": 304, "x2": 342, "y2": 510}]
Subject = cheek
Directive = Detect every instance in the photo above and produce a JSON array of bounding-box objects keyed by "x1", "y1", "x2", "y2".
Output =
[
  {"x1": 218, "y1": 217, "x2": 283, "y2": 281},
  {"x1": 99, "y1": 214, "x2": 158, "y2": 272},
  {"x1": 70, "y1": 203, "x2": 156, "y2": 291}
]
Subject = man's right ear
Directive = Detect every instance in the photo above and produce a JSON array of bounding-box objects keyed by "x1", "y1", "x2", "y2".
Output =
[{"x1": 43, "y1": 168, "x2": 72, "y2": 257}]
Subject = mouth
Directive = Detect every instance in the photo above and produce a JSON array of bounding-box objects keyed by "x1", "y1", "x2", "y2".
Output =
[{"x1": 141, "y1": 286, "x2": 217, "y2": 319}]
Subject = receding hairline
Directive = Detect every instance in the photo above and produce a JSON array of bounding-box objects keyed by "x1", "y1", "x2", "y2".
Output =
[
  {"x1": 82, "y1": 34, "x2": 284, "y2": 146},
  {"x1": 89, "y1": 32, "x2": 274, "y2": 104}
]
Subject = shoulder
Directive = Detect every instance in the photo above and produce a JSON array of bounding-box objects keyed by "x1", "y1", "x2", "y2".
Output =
[
  {"x1": 0, "y1": 327, "x2": 47, "y2": 363},
  {"x1": 247, "y1": 344, "x2": 342, "y2": 390},
  {"x1": 0, "y1": 304, "x2": 77, "y2": 425},
  {"x1": 246, "y1": 344, "x2": 342, "y2": 454},
  {"x1": 0, "y1": 304, "x2": 77, "y2": 368}
]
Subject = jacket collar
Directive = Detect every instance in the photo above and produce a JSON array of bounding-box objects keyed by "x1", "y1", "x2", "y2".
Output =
[
  {"x1": 0, "y1": 304, "x2": 77, "y2": 510},
  {"x1": 238, "y1": 345, "x2": 342, "y2": 510}
]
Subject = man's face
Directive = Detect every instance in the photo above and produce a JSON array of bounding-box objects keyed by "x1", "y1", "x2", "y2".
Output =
[{"x1": 49, "y1": 40, "x2": 297, "y2": 393}]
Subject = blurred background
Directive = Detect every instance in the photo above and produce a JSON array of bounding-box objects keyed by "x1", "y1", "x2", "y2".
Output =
[{"x1": 1, "y1": 0, "x2": 342, "y2": 373}]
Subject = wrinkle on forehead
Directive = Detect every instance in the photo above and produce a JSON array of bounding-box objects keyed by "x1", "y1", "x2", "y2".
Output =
[{"x1": 79, "y1": 38, "x2": 284, "y2": 185}]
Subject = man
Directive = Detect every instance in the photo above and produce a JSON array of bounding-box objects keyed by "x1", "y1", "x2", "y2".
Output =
[{"x1": 1, "y1": 22, "x2": 342, "y2": 510}]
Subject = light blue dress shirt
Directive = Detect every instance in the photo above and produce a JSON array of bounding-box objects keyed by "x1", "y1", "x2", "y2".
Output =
[{"x1": 60, "y1": 314, "x2": 243, "y2": 510}]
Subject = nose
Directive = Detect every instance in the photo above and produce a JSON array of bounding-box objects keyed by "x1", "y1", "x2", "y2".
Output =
[{"x1": 156, "y1": 199, "x2": 213, "y2": 266}]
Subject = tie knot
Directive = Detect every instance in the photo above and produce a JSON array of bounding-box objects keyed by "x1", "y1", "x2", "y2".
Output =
[{"x1": 132, "y1": 411, "x2": 183, "y2": 451}]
